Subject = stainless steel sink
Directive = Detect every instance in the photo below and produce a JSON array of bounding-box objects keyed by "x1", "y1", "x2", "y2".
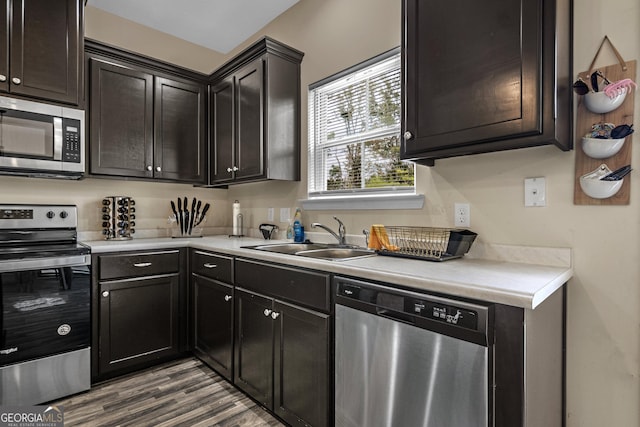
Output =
[
  {"x1": 296, "y1": 247, "x2": 376, "y2": 261},
  {"x1": 250, "y1": 243, "x2": 330, "y2": 254},
  {"x1": 245, "y1": 243, "x2": 376, "y2": 260}
]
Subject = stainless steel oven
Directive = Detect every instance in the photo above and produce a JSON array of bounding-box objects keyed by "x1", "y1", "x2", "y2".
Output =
[
  {"x1": 0, "y1": 96, "x2": 84, "y2": 179},
  {"x1": 0, "y1": 204, "x2": 91, "y2": 405}
]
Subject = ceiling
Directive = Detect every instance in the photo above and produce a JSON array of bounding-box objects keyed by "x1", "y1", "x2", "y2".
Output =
[{"x1": 88, "y1": 0, "x2": 299, "y2": 54}]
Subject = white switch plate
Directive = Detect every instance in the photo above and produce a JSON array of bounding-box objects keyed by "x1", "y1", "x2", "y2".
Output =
[
  {"x1": 267, "y1": 207, "x2": 274, "y2": 222},
  {"x1": 279, "y1": 207, "x2": 291, "y2": 223},
  {"x1": 454, "y1": 203, "x2": 470, "y2": 227},
  {"x1": 524, "y1": 177, "x2": 546, "y2": 207}
]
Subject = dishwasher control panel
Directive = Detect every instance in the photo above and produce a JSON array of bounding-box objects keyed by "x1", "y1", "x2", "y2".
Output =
[
  {"x1": 336, "y1": 278, "x2": 489, "y2": 337},
  {"x1": 409, "y1": 299, "x2": 478, "y2": 329}
]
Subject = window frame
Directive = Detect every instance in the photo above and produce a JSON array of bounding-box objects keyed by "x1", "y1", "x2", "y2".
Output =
[{"x1": 306, "y1": 47, "x2": 415, "y2": 201}]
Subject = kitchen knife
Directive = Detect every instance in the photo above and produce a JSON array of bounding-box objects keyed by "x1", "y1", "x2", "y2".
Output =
[
  {"x1": 196, "y1": 203, "x2": 210, "y2": 226},
  {"x1": 193, "y1": 200, "x2": 202, "y2": 230},
  {"x1": 177, "y1": 198, "x2": 183, "y2": 235},
  {"x1": 183, "y1": 197, "x2": 189, "y2": 236},
  {"x1": 189, "y1": 198, "x2": 197, "y2": 235},
  {"x1": 171, "y1": 200, "x2": 180, "y2": 235}
]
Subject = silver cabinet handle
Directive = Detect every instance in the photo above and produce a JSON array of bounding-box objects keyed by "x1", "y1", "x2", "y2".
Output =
[
  {"x1": 11, "y1": 77, "x2": 20, "y2": 85},
  {"x1": 156, "y1": 166, "x2": 161, "y2": 172},
  {"x1": 0, "y1": 75, "x2": 6, "y2": 82},
  {"x1": 232, "y1": 166, "x2": 239, "y2": 171},
  {"x1": 263, "y1": 309, "x2": 272, "y2": 317},
  {"x1": 133, "y1": 262, "x2": 152, "y2": 267},
  {"x1": 271, "y1": 312, "x2": 280, "y2": 320},
  {"x1": 102, "y1": 291, "x2": 109, "y2": 297},
  {"x1": 404, "y1": 131, "x2": 414, "y2": 140},
  {"x1": 226, "y1": 167, "x2": 233, "y2": 173},
  {"x1": 203, "y1": 263, "x2": 217, "y2": 269},
  {"x1": 224, "y1": 295, "x2": 232, "y2": 302},
  {"x1": 146, "y1": 165, "x2": 152, "y2": 171}
]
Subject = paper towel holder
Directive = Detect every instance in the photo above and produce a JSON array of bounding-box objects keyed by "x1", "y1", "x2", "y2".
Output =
[{"x1": 229, "y1": 213, "x2": 244, "y2": 238}]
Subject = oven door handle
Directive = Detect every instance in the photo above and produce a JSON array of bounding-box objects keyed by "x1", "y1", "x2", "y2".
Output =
[{"x1": 0, "y1": 254, "x2": 90, "y2": 273}]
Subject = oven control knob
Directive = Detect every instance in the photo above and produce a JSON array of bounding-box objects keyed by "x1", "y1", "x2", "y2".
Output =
[
  {"x1": 46, "y1": 211, "x2": 55, "y2": 219},
  {"x1": 60, "y1": 211, "x2": 68, "y2": 219}
]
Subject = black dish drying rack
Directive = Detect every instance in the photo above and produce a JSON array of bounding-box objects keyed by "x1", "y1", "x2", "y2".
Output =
[{"x1": 373, "y1": 226, "x2": 477, "y2": 261}]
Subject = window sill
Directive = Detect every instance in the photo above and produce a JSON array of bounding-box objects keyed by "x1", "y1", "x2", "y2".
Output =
[{"x1": 300, "y1": 194, "x2": 425, "y2": 211}]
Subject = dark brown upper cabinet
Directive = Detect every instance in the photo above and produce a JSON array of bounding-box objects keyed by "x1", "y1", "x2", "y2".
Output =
[
  {"x1": 401, "y1": 0, "x2": 572, "y2": 165},
  {"x1": 0, "y1": 0, "x2": 82, "y2": 105},
  {"x1": 86, "y1": 41, "x2": 207, "y2": 184},
  {"x1": 209, "y1": 37, "x2": 304, "y2": 186}
]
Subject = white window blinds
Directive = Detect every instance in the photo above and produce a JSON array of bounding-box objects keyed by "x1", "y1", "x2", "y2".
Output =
[{"x1": 308, "y1": 48, "x2": 414, "y2": 197}]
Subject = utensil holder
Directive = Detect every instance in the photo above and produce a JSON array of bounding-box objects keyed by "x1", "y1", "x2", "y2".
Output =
[{"x1": 102, "y1": 196, "x2": 135, "y2": 240}]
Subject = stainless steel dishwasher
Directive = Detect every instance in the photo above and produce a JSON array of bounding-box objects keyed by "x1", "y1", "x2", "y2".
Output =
[{"x1": 334, "y1": 276, "x2": 493, "y2": 427}]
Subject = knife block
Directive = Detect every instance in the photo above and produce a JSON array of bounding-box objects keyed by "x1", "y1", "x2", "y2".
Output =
[
  {"x1": 101, "y1": 196, "x2": 135, "y2": 240},
  {"x1": 169, "y1": 214, "x2": 206, "y2": 238}
]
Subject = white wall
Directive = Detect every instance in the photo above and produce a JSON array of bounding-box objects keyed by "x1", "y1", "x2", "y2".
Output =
[{"x1": 4, "y1": 0, "x2": 637, "y2": 424}]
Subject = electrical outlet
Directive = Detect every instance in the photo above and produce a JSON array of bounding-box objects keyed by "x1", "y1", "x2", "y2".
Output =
[
  {"x1": 267, "y1": 207, "x2": 274, "y2": 222},
  {"x1": 454, "y1": 203, "x2": 470, "y2": 227},
  {"x1": 279, "y1": 207, "x2": 290, "y2": 223}
]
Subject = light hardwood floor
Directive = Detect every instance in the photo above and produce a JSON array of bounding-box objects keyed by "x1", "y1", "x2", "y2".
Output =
[{"x1": 53, "y1": 357, "x2": 285, "y2": 426}]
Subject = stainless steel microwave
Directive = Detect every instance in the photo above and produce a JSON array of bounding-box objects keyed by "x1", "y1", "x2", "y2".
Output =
[{"x1": 0, "y1": 95, "x2": 84, "y2": 179}]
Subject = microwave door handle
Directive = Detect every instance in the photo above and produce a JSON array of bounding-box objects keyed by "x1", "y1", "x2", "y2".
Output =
[{"x1": 53, "y1": 117, "x2": 63, "y2": 161}]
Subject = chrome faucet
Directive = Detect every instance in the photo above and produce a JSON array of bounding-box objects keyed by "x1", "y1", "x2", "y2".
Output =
[{"x1": 311, "y1": 216, "x2": 347, "y2": 246}]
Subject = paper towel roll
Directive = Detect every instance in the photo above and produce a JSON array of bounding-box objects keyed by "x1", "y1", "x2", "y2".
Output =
[{"x1": 232, "y1": 200, "x2": 240, "y2": 235}]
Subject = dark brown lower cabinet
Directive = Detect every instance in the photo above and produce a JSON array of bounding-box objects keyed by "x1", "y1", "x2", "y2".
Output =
[
  {"x1": 193, "y1": 275, "x2": 234, "y2": 381},
  {"x1": 234, "y1": 287, "x2": 330, "y2": 427},
  {"x1": 273, "y1": 300, "x2": 330, "y2": 427},
  {"x1": 98, "y1": 274, "x2": 181, "y2": 375},
  {"x1": 92, "y1": 249, "x2": 187, "y2": 381}
]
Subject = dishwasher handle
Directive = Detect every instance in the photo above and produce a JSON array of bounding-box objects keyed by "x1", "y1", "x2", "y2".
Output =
[{"x1": 376, "y1": 307, "x2": 415, "y2": 325}]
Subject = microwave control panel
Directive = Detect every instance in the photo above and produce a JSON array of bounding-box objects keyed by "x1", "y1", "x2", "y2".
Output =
[{"x1": 62, "y1": 118, "x2": 81, "y2": 163}]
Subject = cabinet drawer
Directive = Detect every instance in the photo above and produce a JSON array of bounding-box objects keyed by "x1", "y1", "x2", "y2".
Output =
[
  {"x1": 99, "y1": 250, "x2": 180, "y2": 280},
  {"x1": 191, "y1": 250, "x2": 233, "y2": 283},
  {"x1": 235, "y1": 259, "x2": 330, "y2": 312}
]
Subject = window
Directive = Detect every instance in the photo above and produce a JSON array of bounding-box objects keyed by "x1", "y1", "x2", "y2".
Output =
[{"x1": 308, "y1": 48, "x2": 414, "y2": 199}]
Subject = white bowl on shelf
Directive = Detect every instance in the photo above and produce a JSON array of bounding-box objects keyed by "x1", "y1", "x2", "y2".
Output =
[
  {"x1": 583, "y1": 89, "x2": 627, "y2": 114},
  {"x1": 579, "y1": 165, "x2": 623, "y2": 199},
  {"x1": 581, "y1": 136, "x2": 626, "y2": 159}
]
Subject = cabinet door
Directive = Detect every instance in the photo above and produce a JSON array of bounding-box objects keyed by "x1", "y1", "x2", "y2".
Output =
[
  {"x1": 154, "y1": 77, "x2": 206, "y2": 183},
  {"x1": 235, "y1": 58, "x2": 265, "y2": 181},
  {"x1": 210, "y1": 76, "x2": 234, "y2": 183},
  {"x1": 274, "y1": 300, "x2": 330, "y2": 427},
  {"x1": 99, "y1": 274, "x2": 181, "y2": 375},
  {"x1": 193, "y1": 275, "x2": 234, "y2": 380},
  {"x1": 10, "y1": 0, "x2": 80, "y2": 104},
  {"x1": 402, "y1": 0, "x2": 542, "y2": 160},
  {"x1": 0, "y1": 0, "x2": 7, "y2": 93},
  {"x1": 234, "y1": 288, "x2": 274, "y2": 408},
  {"x1": 89, "y1": 59, "x2": 154, "y2": 178}
]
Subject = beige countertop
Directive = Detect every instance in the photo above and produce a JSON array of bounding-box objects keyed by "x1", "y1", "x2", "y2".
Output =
[{"x1": 84, "y1": 235, "x2": 573, "y2": 310}]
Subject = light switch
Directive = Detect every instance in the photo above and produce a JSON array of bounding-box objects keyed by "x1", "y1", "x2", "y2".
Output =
[{"x1": 524, "y1": 177, "x2": 546, "y2": 207}]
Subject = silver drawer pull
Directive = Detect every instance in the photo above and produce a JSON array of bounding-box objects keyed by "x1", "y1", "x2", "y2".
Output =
[
  {"x1": 224, "y1": 295, "x2": 232, "y2": 302},
  {"x1": 264, "y1": 309, "x2": 272, "y2": 317},
  {"x1": 271, "y1": 312, "x2": 280, "y2": 320},
  {"x1": 102, "y1": 291, "x2": 109, "y2": 297},
  {"x1": 133, "y1": 262, "x2": 152, "y2": 267},
  {"x1": 203, "y1": 263, "x2": 217, "y2": 268},
  {"x1": 11, "y1": 77, "x2": 21, "y2": 85}
]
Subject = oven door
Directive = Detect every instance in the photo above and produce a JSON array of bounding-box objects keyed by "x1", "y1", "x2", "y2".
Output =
[{"x1": 0, "y1": 255, "x2": 91, "y2": 366}]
